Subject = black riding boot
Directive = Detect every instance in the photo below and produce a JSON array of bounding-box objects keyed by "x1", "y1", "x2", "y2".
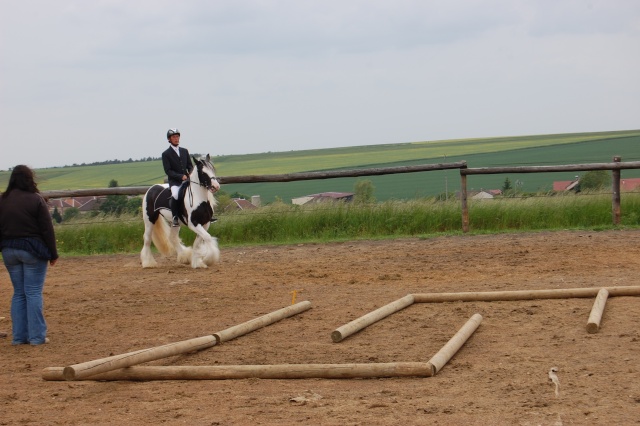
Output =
[{"x1": 170, "y1": 197, "x2": 181, "y2": 227}]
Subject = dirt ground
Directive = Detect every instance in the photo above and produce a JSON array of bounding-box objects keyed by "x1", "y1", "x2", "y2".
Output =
[{"x1": 1, "y1": 229, "x2": 640, "y2": 425}]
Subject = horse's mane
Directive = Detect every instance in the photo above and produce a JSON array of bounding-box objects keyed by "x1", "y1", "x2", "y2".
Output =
[
  {"x1": 202, "y1": 159, "x2": 216, "y2": 174},
  {"x1": 202, "y1": 159, "x2": 215, "y2": 173},
  {"x1": 193, "y1": 156, "x2": 215, "y2": 173}
]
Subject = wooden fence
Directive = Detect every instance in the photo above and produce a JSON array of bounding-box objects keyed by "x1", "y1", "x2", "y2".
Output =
[{"x1": 42, "y1": 157, "x2": 640, "y2": 233}]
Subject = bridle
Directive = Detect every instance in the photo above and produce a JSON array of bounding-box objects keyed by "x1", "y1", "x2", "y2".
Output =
[{"x1": 186, "y1": 160, "x2": 218, "y2": 207}]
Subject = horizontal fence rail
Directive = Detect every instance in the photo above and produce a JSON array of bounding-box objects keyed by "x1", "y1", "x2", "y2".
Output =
[
  {"x1": 219, "y1": 162, "x2": 469, "y2": 184},
  {"x1": 43, "y1": 187, "x2": 152, "y2": 198},
  {"x1": 461, "y1": 160, "x2": 640, "y2": 175},
  {"x1": 42, "y1": 157, "x2": 640, "y2": 233},
  {"x1": 41, "y1": 161, "x2": 468, "y2": 198}
]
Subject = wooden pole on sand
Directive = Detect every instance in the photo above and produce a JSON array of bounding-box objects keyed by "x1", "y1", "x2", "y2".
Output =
[
  {"x1": 43, "y1": 362, "x2": 433, "y2": 381},
  {"x1": 586, "y1": 288, "x2": 609, "y2": 334},
  {"x1": 61, "y1": 335, "x2": 216, "y2": 381},
  {"x1": 412, "y1": 286, "x2": 640, "y2": 303},
  {"x1": 427, "y1": 313, "x2": 482, "y2": 376},
  {"x1": 214, "y1": 301, "x2": 312, "y2": 343},
  {"x1": 331, "y1": 295, "x2": 415, "y2": 343},
  {"x1": 58, "y1": 301, "x2": 312, "y2": 381}
]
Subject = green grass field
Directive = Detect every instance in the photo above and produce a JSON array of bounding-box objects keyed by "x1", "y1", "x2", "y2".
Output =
[{"x1": 1, "y1": 130, "x2": 639, "y2": 202}]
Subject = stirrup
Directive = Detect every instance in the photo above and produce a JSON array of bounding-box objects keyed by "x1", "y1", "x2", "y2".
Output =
[{"x1": 172, "y1": 216, "x2": 180, "y2": 227}]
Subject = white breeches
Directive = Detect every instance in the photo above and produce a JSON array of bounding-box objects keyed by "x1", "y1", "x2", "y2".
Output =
[{"x1": 170, "y1": 185, "x2": 180, "y2": 200}]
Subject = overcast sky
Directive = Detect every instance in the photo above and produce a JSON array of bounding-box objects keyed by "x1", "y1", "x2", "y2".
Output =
[{"x1": 1, "y1": 0, "x2": 638, "y2": 171}]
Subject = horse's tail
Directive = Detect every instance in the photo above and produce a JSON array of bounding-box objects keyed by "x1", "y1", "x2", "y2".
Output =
[{"x1": 151, "y1": 217, "x2": 176, "y2": 256}]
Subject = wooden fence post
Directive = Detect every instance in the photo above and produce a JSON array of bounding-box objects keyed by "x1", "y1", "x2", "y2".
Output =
[
  {"x1": 460, "y1": 162, "x2": 469, "y2": 233},
  {"x1": 612, "y1": 156, "x2": 621, "y2": 225}
]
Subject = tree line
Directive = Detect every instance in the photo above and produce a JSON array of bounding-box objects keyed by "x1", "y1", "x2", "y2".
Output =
[
  {"x1": 55, "y1": 153, "x2": 208, "y2": 168},
  {"x1": 58, "y1": 157, "x2": 162, "y2": 168}
]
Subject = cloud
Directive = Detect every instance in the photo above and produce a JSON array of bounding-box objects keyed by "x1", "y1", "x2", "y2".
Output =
[{"x1": 0, "y1": 0, "x2": 639, "y2": 170}]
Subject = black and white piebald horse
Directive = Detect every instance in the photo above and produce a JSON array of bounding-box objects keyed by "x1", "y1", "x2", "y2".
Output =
[{"x1": 140, "y1": 154, "x2": 220, "y2": 268}]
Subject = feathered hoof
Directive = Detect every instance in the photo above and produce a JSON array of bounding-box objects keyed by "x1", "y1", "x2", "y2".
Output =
[
  {"x1": 140, "y1": 251, "x2": 158, "y2": 268},
  {"x1": 192, "y1": 259, "x2": 208, "y2": 269},
  {"x1": 202, "y1": 245, "x2": 220, "y2": 266},
  {"x1": 190, "y1": 237, "x2": 220, "y2": 267},
  {"x1": 177, "y1": 247, "x2": 193, "y2": 264}
]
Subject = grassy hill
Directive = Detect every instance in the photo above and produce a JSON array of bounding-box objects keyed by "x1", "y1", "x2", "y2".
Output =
[{"x1": 1, "y1": 130, "x2": 639, "y2": 202}]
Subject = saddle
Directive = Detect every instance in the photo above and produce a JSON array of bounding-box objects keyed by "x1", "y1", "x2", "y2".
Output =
[{"x1": 155, "y1": 181, "x2": 188, "y2": 215}]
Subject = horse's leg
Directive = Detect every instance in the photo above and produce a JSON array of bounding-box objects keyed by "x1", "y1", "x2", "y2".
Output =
[
  {"x1": 140, "y1": 222, "x2": 158, "y2": 268},
  {"x1": 188, "y1": 223, "x2": 219, "y2": 268},
  {"x1": 200, "y1": 222, "x2": 220, "y2": 267},
  {"x1": 168, "y1": 225, "x2": 192, "y2": 265},
  {"x1": 184, "y1": 190, "x2": 220, "y2": 268},
  {"x1": 190, "y1": 235, "x2": 207, "y2": 269},
  {"x1": 140, "y1": 197, "x2": 158, "y2": 268}
]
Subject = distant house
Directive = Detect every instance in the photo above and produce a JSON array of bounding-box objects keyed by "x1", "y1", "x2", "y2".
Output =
[
  {"x1": 225, "y1": 198, "x2": 258, "y2": 212},
  {"x1": 621, "y1": 178, "x2": 640, "y2": 191},
  {"x1": 47, "y1": 198, "x2": 67, "y2": 213},
  {"x1": 471, "y1": 191, "x2": 495, "y2": 200},
  {"x1": 291, "y1": 195, "x2": 314, "y2": 205},
  {"x1": 553, "y1": 176, "x2": 640, "y2": 192},
  {"x1": 553, "y1": 177, "x2": 580, "y2": 192},
  {"x1": 291, "y1": 192, "x2": 355, "y2": 205},
  {"x1": 459, "y1": 189, "x2": 502, "y2": 200},
  {"x1": 47, "y1": 196, "x2": 105, "y2": 213},
  {"x1": 73, "y1": 196, "x2": 105, "y2": 212}
]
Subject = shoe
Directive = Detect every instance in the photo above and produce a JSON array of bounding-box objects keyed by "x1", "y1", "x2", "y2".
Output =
[
  {"x1": 172, "y1": 216, "x2": 180, "y2": 227},
  {"x1": 30, "y1": 337, "x2": 50, "y2": 346}
]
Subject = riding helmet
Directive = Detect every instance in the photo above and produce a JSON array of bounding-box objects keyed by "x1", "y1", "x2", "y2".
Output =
[{"x1": 167, "y1": 128, "x2": 180, "y2": 140}]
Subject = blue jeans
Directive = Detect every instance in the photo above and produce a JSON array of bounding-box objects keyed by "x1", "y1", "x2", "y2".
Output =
[{"x1": 2, "y1": 248, "x2": 49, "y2": 345}]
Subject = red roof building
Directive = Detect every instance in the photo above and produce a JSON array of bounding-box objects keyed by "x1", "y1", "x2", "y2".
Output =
[
  {"x1": 621, "y1": 178, "x2": 640, "y2": 191},
  {"x1": 225, "y1": 198, "x2": 258, "y2": 211},
  {"x1": 553, "y1": 179, "x2": 580, "y2": 191},
  {"x1": 47, "y1": 196, "x2": 105, "y2": 213}
]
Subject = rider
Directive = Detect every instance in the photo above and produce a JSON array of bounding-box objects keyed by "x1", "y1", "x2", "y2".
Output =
[{"x1": 162, "y1": 128, "x2": 194, "y2": 227}]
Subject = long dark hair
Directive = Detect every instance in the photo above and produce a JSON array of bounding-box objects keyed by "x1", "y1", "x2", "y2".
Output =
[{"x1": 2, "y1": 165, "x2": 39, "y2": 198}]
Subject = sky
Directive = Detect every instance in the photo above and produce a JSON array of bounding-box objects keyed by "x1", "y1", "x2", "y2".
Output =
[{"x1": 1, "y1": 0, "x2": 639, "y2": 171}]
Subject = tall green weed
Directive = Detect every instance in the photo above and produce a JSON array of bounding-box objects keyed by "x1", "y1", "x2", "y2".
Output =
[{"x1": 52, "y1": 192, "x2": 640, "y2": 255}]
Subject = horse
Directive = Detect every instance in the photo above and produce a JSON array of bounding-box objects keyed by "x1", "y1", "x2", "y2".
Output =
[{"x1": 140, "y1": 154, "x2": 221, "y2": 268}]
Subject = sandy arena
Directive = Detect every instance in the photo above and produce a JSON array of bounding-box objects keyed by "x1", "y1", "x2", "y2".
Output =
[{"x1": 1, "y1": 230, "x2": 640, "y2": 425}]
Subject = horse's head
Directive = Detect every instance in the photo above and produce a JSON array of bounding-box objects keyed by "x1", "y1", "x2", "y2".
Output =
[{"x1": 191, "y1": 154, "x2": 220, "y2": 193}]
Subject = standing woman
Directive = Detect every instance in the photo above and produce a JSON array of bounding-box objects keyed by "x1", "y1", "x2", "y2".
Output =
[{"x1": 0, "y1": 165, "x2": 58, "y2": 345}]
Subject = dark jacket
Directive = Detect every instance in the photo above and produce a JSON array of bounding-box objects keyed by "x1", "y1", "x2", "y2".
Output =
[
  {"x1": 162, "y1": 146, "x2": 194, "y2": 187},
  {"x1": 0, "y1": 190, "x2": 58, "y2": 260}
]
